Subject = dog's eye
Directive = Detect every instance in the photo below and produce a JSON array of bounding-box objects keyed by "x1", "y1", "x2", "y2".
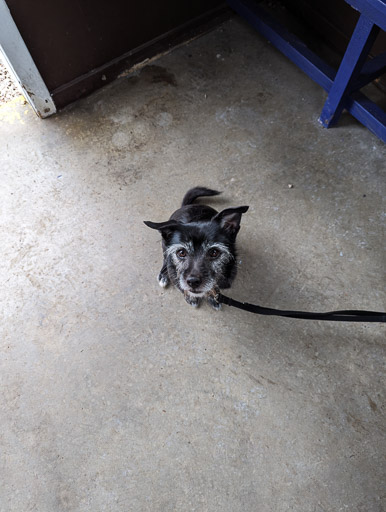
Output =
[
  {"x1": 208, "y1": 248, "x2": 220, "y2": 259},
  {"x1": 176, "y1": 248, "x2": 187, "y2": 258}
]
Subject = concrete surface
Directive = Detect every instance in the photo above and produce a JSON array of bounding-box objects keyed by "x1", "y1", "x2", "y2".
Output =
[{"x1": 0, "y1": 17, "x2": 385, "y2": 512}]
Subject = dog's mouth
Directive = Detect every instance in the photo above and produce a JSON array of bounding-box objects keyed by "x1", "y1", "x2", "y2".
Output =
[
  {"x1": 179, "y1": 273, "x2": 217, "y2": 297},
  {"x1": 182, "y1": 281, "x2": 215, "y2": 297},
  {"x1": 186, "y1": 289, "x2": 206, "y2": 297}
]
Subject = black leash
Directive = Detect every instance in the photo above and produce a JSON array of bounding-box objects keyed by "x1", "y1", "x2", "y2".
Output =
[{"x1": 217, "y1": 293, "x2": 386, "y2": 323}]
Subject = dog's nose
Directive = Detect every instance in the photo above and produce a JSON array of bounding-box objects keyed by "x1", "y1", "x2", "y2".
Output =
[{"x1": 187, "y1": 276, "x2": 201, "y2": 289}]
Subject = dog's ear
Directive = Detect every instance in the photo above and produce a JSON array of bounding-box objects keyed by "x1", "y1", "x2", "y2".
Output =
[
  {"x1": 144, "y1": 220, "x2": 180, "y2": 231},
  {"x1": 213, "y1": 206, "x2": 249, "y2": 236},
  {"x1": 144, "y1": 220, "x2": 181, "y2": 241}
]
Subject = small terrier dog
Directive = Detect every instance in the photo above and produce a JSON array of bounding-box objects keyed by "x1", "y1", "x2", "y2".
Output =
[{"x1": 144, "y1": 187, "x2": 248, "y2": 309}]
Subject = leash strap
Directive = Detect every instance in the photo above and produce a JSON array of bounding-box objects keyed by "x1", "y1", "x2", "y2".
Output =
[{"x1": 218, "y1": 294, "x2": 386, "y2": 323}]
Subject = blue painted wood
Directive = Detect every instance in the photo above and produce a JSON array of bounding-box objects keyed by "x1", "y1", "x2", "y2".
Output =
[
  {"x1": 319, "y1": 14, "x2": 379, "y2": 128},
  {"x1": 227, "y1": 0, "x2": 386, "y2": 142},
  {"x1": 348, "y1": 90, "x2": 386, "y2": 141},
  {"x1": 346, "y1": 0, "x2": 386, "y2": 31}
]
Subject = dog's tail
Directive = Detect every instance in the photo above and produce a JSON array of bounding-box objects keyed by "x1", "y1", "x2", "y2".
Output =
[{"x1": 181, "y1": 187, "x2": 221, "y2": 206}]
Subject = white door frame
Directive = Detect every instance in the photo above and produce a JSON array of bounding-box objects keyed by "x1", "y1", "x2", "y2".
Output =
[{"x1": 0, "y1": 0, "x2": 56, "y2": 118}]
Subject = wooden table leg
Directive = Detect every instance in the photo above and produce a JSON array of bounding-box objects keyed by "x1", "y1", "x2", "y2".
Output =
[{"x1": 319, "y1": 13, "x2": 380, "y2": 128}]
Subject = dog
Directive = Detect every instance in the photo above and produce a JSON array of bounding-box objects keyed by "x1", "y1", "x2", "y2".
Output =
[{"x1": 144, "y1": 187, "x2": 248, "y2": 309}]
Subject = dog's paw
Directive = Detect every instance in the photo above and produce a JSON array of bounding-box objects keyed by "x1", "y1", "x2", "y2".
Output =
[
  {"x1": 184, "y1": 294, "x2": 201, "y2": 308},
  {"x1": 208, "y1": 296, "x2": 222, "y2": 311},
  {"x1": 158, "y1": 274, "x2": 170, "y2": 288},
  {"x1": 207, "y1": 288, "x2": 221, "y2": 310}
]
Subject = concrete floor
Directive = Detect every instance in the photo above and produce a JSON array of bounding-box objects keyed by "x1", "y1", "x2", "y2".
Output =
[{"x1": 1, "y1": 17, "x2": 385, "y2": 512}]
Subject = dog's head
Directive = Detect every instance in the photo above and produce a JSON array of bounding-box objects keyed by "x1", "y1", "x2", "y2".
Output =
[{"x1": 144, "y1": 206, "x2": 248, "y2": 297}]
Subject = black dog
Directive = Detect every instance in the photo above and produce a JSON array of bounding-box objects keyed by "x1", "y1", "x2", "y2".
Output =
[{"x1": 144, "y1": 187, "x2": 248, "y2": 309}]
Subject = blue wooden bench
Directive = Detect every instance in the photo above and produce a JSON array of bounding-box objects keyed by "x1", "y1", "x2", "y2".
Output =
[{"x1": 227, "y1": 0, "x2": 386, "y2": 142}]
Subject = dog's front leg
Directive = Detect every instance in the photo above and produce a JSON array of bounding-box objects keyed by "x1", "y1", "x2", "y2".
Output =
[
  {"x1": 158, "y1": 260, "x2": 170, "y2": 288},
  {"x1": 207, "y1": 287, "x2": 221, "y2": 310},
  {"x1": 184, "y1": 291, "x2": 201, "y2": 308}
]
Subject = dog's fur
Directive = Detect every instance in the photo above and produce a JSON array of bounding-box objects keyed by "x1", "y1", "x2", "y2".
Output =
[{"x1": 144, "y1": 187, "x2": 248, "y2": 309}]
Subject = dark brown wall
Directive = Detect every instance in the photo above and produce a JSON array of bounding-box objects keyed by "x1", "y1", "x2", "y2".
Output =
[{"x1": 6, "y1": 0, "x2": 226, "y2": 107}]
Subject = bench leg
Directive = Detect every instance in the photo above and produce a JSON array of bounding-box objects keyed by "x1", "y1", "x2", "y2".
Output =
[{"x1": 319, "y1": 14, "x2": 379, "y2": 128}]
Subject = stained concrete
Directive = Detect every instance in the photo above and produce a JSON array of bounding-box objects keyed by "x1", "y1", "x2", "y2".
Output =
[{"x1": 0, "y1": 17, "x2": 385, "y2": 512}]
